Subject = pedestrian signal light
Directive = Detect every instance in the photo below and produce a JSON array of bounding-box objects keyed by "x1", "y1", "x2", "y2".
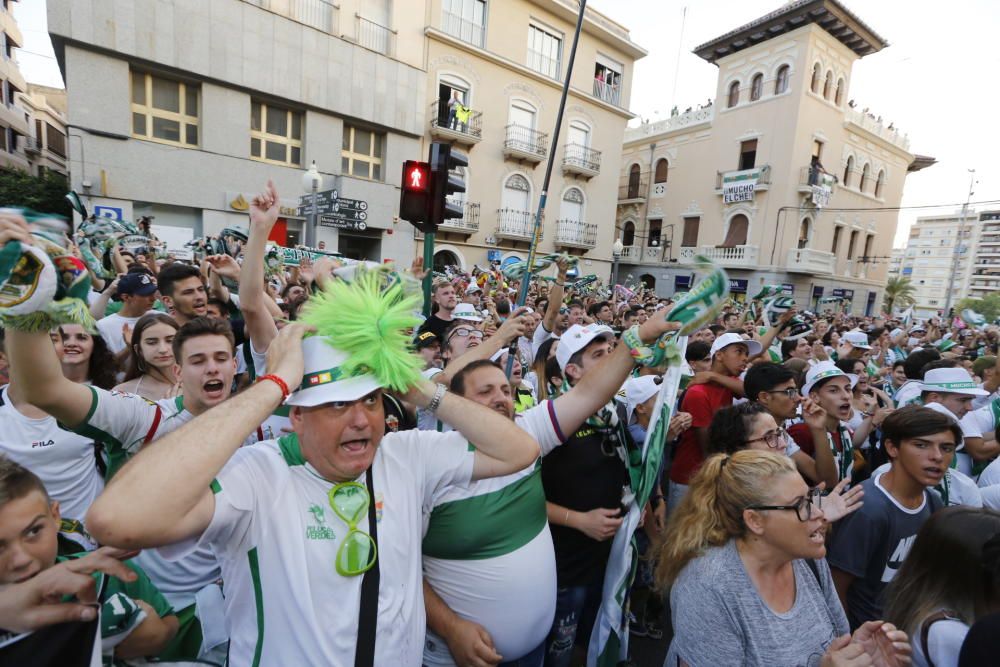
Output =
[
  {"x1": 404, "y1": 161, "x2": 430, "y2": 192},
  {"x1": 429, "y1": 142, "x2": 469, "y2": 226},
  {"x1": 400, "y1": 160, "x2": 431, "y2": 231}
]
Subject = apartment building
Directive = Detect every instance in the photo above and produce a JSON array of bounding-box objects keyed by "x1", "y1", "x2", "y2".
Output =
[
  {"x1": 46, "y1": 0, "x2": 644, "y2": 267},
  {"x1": 898, "y1": 212, "x2": 976, "y2": 318},
  {"x1": 615, "y1": 0, "x2": 934, "y2": 315},
  {"x1": 0, "y1": 0, "x2": 30, "y2": 171},
  {"x1": 969, "y1": 211, "x2": 1000, "y2": 301},
  {"x1": 19, "y1": 83, "x2": 68, "y2": 177}
]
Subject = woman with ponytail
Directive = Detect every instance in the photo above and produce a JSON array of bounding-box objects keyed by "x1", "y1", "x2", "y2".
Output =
[{"x1": 656, "y1": 450, "x2": 910, "y2": 667}]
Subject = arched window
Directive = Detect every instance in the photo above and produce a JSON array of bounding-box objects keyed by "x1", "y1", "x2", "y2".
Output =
[
  {"x1": 823, "y1": 71, "x2": 833, "y2": 99},
  {"x1": 860, "y1": 163, "x2": 871, "y2": 193},
  {"x1": 627, "y1": 163, "x2": 642, "y2": 199},
  {"x1": 560, "y1": 187, "x2": 584, "y2": 222},
  {"x1": 750, "y1": 73, "x2": 763, "y2": 101},
  {"x1": 810, "y1": 63, "x2": 821, "y2": 93},
  {"x1": 501, "y1": 173, "x2": 531, "y2": 211},
  {"x1": 835, "y1": 78, "x2": 845, "y2": 106},
  {"x1": 875, "y1": 169, "x2": 886, "y2": 198},
  {"x1": 798, "y1": 218, "x2": 811, "y2": 249},
  {"x1": 654, "y1": 158, "x2": 669, "y2": 184},
  {"x1": 722, "y1": 214, "x2": 749, "y2": 247},
  {"x1": 843, "y1": 156, "x2": 854, "y2": 187},
  {"x1": 622, "y1": 221, "x2": 636, "y2": 246},
  {"x1": 727, "y1": 81, "x2": 740, "y2": 108},
  {"x1": 775, "y1": 65, "x2": 790, "y2": 94}
]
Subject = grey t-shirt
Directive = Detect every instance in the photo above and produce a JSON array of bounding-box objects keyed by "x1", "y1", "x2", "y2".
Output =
[
  {"x1": 666, "y1": 540, "x2": 849, "y2": 667},
  {"x1": 826, "y1": 472, "x2": 939, "y2": 629}
]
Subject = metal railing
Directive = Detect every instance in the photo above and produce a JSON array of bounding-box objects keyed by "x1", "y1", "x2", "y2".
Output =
[
  {"x1": 357, "y1": 15, "x2": 394, "y2": 56},
  {"x1": 593, "y1": 78, "x2": 621, "y2": 106},
  {"x1": 441, "y1": 10, "x2": 485, "y2": 48},
  {"x1": 618, "y1": 173, "x2": 648, "y2": 201},
  {"x1": 496, "y1": 208, "x2": 537, "y2": 240},
  {"x1": 503, "y1": 124, "x2": 548, "y2": 158},
  {"x1": 442, "y1": 202, "x2": 480, "y2": 232},
  {"x1": 429, "y1": 99, "x2": 483, "y2": 140},
  {"x1": 563, "y1": 144, "x2": 601, "y2": 172},
  {"x1": 786, "y1": 248, "x2": 836, "y2": 274},
  {"x1": 555, "y1": 219, "x2": 597, "y2": 248},
  {"x1": 716, "y1": 165, "x2": 771, "y2": 190},
  {"x1": 21, "y1": 137, "x2": 41, "y2": 154},
  {"x1": 244, "y1": 0, "x2": 339, "y2": 34},
  {"x1": 620, "y1": 245, "x2": 640, "y2": 261}
]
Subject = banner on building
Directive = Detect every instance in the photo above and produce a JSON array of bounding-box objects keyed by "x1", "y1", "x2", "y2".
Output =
[
  {"x1": 728, "y1": 278, "x2": 748, "y2": 293},
  {"x1": 810, "y1": 173, "x2": 835, "y2": 207},
  {"x1": 722, "y1": 168, "x2": 763, "y2": 204}
]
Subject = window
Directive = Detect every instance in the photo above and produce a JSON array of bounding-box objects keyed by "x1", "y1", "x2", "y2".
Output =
[
  {"x1": 568, "y1": 121, "x2": 590, "y2": 148},
  {"x1": 750, "y1": 73, "x2": 763, "y2": 101},
  {"x1": 648, "y1": 219, "x2": 662, "y2": 247},
  {"x1": 875, "y1": 170, "x2": 886, "y2": 198},
  {"x1": 823, "y1": 71, "x2": 833, "y2": 99},
  {"x1": 527, "y1": 24, "x2": 562, "y2": 79},
  {"x1": 812, "y1": 140, "x2": 823, "y2": 160},
  {"x1": 594, "y1": 56, "x2": 623, "y2": 106},
  {"x1": 847, "y1": 230, "x2": 859, "y2": 259},
  {"x1": 251, "y1": 101, "x2": 303, "y2": 166},
  {"x1": 442, "y1": 0, "x2": 487, "y2": 48},
  {"x1": 810, "y1": 63, "x2": 821, "y2": 93},
  {"x1": 682, "y1": 217, "x2": 699, "y2": 247},
  {"x1": 862, "y1": 234, "x2": 874, "y2": 261},
  {"x1": 722, "y1": 214, "x2": 749, "y2": 247},
  {"x1": 798, "y1": 218, "x2": 811, "y2": 249},
  {"x1": 654, "y1": 158, "x2": 668, "y2": 184},
  {"x1": 0, "y1": 127, "x2": 5, "y2": 152},
  {"x1": 501, "y1": 173, "x2": 530, "y2": 211},
  {"x1": 727, "y1": 81, "x2": 740, "y2": 108},
  {"x1": 831, "y1": 225, "x2": 842, "y2": 255},
  {"x1": 561, "y1": 187, "x2": 584, "y2": 222},
  {"x1": 835, "y1": 78, "x2": 845, "y2": 105},
  {"x1": 860, "y1": 163, "x2": 871, "y2": 193},
  {"x1": 341, "y1": 125, "x2": 384, "y2": 181},
  {"x1": 130, "y1": 70, "x2": 200, "y2": 147},
  {"x1": 738, "y1": 139, "x2": 757, "y2": 170},
  {"x1": 843, "y1": 156, "x2": 854, "y2": 187},
  {"x1": 627, "y1": 163, "x2": 642, "y2": 199},
  {"x1": 46, "y1": 123, "x2": 66, "y2": 158},
  {"x1": 622, "y1": 221, "x2": 635, "y2": 246},
  {"x1": 775, "y1": 65, "x2": 790, "y2": 94}
]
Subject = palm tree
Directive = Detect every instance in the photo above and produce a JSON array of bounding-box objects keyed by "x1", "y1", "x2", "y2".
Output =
[{"x1": 883, "y1": 276, "x2": 916, "y2": 314}]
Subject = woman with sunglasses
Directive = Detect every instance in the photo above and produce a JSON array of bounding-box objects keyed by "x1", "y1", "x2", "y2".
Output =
[{"x1": 656, "y1": 450, "x2": 907, "y2": 667}]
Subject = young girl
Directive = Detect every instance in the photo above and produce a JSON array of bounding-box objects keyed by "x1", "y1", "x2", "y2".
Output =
[
  {"x1": 114, "y1": 313, "x2": 181, "y2": 401},
  {"x1": 50, "y1": 324, "x2": 118, "y2": 389}
]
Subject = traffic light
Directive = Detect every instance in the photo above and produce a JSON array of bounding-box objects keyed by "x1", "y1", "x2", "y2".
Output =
[
  {"x1": 399, "y1": 160, "x2": 431, "y2": 231},
  {"x1": 429, "y1": 141, "x2": 468, "y2": 227}
]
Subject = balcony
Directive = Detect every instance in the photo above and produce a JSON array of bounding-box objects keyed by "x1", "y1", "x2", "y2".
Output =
[
  {"x1": 620, "y1": 245, "x2": 641, "y2": 262},
  {"x1": 414, "y1": 202, "x2": 480, "y2": 238},
  {"x1": 22, "y1": 137, "x2": 40, "y2": 156},
  {"x1": 786, "y1": 248, "x2": 836, "y2": 274},
  {"x1": 503, "y1": 124, "x2": 547, "y2": 163},
  {"x1": 716, "y1": 165, "x2": 771, "y2": 199},
  {"x1": 428, "y1": 99, "x2": 482, "y2": 146},
  {"x1": 680, "y1": 245, "x2": 759, "y2": 268},
  {"x1": 554, "y1": 219, "x2": 597, "y2": 250},
  {"x1": 562, "y1": 144, "x2": 601, "y2": 178},
  {"x1": 495, "y1": 208, "x2": 539, "y2": 242},
  {"x1": 593, "y1": 78, "x2": 621, "y2": 106},
  {"x1": 244, "y1": 0, "x2": 339, "y2": 34},
  {"x1": 441, "y1": 10, "x2": 485, "y2": 48},
  {"x1": 845, "y1": 108, "x2": 911, "y2": 152},
  {"x1": 356, "y1": 15, "x2": 395, "y2": 56},
  {"x1": 618, "y1": 173, "x2": 648, "y2": 202}
]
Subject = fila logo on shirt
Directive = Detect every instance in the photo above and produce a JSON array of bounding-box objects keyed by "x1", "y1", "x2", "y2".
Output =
[
  {"x1": 31, "y1": 439, "x2": 56, "y2": 448},
  {"x1": 881, "y1": 535, "x2": 917, "y2": 582}
]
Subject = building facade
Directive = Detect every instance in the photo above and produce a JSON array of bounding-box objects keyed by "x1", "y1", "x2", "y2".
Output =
[
  {"x1": 897, "y1": 212, "x2": 976, "y2": 318},
  {"x1": 0, "y1": 0, "x2": 31, "y2": 171},
  {"x1": 615, "y1": 0, "x2": 932, "y2": 316},
  {"x1": 19, "y1": 83, "x2": 68, "y2": 177},
  {"x1": 969, "y1": 211, "x2": 1000, "y2": 301},
  {"x1": 47, "y1": 0, "x2": 644, "y2": 268}
]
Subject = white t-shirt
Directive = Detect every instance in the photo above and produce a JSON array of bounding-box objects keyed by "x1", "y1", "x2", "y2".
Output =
[
  {"x1": 422, "y1": 401, "x2": 564, "y2": 665},
  {"x1": 893, "y1": 380, "x2": 923, "y2": 408},
  {"x1": 96, "y1": 311, "x2": 156, "y2": 355},
  {"x1": 923, "y1": 402, "x2": 983, "y2": 476},
  {"x1": 531, "y1": 323, "x2": 556, "y2": 360},
  {"x1": 164, "y1": 430, "x2": 475, "y2": 667},
  {"x1": 912, "y1": 616, "x2": 967, "y2": 667},
  {"x1": 872, "y1": 462, "x2": 982, "y2": 508},
  {"x1": 0, "y1": 386, "x2": 104, "y2": 522}
]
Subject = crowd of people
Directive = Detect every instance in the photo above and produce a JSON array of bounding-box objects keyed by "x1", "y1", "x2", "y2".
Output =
[{"x1": 1, "y1": 181, "x2": 1000, "y2": 667}]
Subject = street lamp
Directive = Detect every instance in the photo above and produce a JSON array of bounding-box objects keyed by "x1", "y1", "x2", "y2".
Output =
[
  {"x1": 943, "y1": 169, "x2": 976, "y2": 319},
  {"x1": 301, "y1": 161, "x2": 322, "y2": 248},
  {"x1": 611, "y1": 237, "x2": 624, "y2": 287}
]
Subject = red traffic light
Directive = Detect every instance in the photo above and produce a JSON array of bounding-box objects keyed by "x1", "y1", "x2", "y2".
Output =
[{"x1": 403, "y1": 160, "x2": 430, "y2": 192}]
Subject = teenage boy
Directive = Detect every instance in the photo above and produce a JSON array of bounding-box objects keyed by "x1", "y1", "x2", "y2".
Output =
[
  {"x1": 827, "y1": 406, "x2": 958, "y2": 629},
  {"x1": 157, "y1": 263, "x2": 209, "y2": 326},
  {"x1": 919, "y1": 367, "x2": 993, "y2": 475},
  {"x1": 96, "y1": 273, "x2": 159, "y2": 355},
  {"x1": 0, "y1": 457, "x2": 179, "y2": 662},
  {"x1": 419, "y1": 281, "x2": 459, "y2": 340},
  {"x1": 787, "y1": 361, "x2": 862, "y2": 483},
  {"x1": 891, "y1": 348, "x2": 941, "y2": 407},
  {"x1": 667, "y1": 333, "x2": 757, "y2": 508}
]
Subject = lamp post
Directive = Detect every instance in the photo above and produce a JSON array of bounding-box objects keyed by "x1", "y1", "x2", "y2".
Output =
[
  {"x1": 611, "y1": 237, "x2": 623, "y2": 287},
  {"x1": 943, "y1": 169, "x2": 977, "y2": 320},
  {"x1": 301, "y1": 161, "x2": 322, "y2": 248}
]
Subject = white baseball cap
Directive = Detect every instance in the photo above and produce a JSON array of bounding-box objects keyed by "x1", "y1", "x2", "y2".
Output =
[
  {"x1": 465, "y1": 283, "x2": 482, "y2": 294},
  {"x1": 286, "y1": 336, "x2": 383, "y2": 407},
  {"x1": 624, "y1": 375, "x2": 660, "y2": 423},
  {"x1": 842, "y1": 330, "x2": 872, "y2": 350},
  {"x1": 709, "y1": 332, "x2": 762, "y2": 359},
  {"x1": 920, "y1": 368, "x2": 989, "y2": 397},
  {"x1": 453, "y1": 303, "x2": 484, "y2": 322},
  {"x1": 802, "y1": 361, "x2": 857, "y2": 397},
  {"x1": 556, "y1": 323, "x2": 614, "y2": 370}
]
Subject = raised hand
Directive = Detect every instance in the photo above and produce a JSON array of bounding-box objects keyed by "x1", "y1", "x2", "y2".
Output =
[
  {"x1": 801, "y1": 397, "x2": 828, "y2": 431},
  {"x1": 818, "y1": 477, "x2": 864, "y2": 523},
  {"x1": 206, "y1": 254, "x2": 242, "y2": 280},
  {"x1": 249, "y1": 179, "x2": 280, "y2": 233},
  {"x1": 0, "y1": 210, "x2": 32, "y2": 248}
]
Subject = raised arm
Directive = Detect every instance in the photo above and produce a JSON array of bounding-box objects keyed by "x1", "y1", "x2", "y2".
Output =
[
  {"x1": 239, "y1": 180, "x2": 282, "y2": 353},
  {"x1": 85, "y1": 323, "x2": 309, "y2": 549},
  {"x1": 541, "y1": 259, "x2": 569, "y2": 333},
  {"x1": 434, "y1": 309, "x2": 529, "y2": 386}
]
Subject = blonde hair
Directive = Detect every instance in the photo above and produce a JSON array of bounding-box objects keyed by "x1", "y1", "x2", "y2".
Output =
[{"x1": 655, "y1": 450, "x2": 796, "y2": 587}]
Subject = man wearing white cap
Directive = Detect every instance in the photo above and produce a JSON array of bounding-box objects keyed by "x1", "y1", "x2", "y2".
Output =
[
  {"x1": 87, "y1": 323, "x2": 541, "y2": 666},
  {"x1": 786, "y1": 361, "x2": 859, "y2": 484},
  {"x1": 839, "y1": 330, "x2": 872, "y2": 361},
  {"x1": 668, "y1": 333, "x2": 760, "y2": 508},
  {"x1": 451, "y1": 302, "x2": 484, "y2": 324},
  {"x1": 463, "y1": 282, "x2": 482, "y2": 309},
  {"x1": 919, "y1": 367, "x2": 991, "y2": 476}
]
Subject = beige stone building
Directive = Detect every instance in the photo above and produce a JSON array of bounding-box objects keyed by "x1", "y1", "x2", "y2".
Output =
[
  {"x1": 19, "y1": 84, "x2": 68, "y2": 177},
  {"x1": 0, "y1": 0, "x2": 31, "y2": 171},
  {"x1": 616, "y1": 0, "x2": 933, "y2": 316}
]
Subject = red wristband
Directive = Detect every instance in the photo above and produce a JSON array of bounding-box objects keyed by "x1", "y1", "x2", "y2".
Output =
[{"x1": 257, "y1": 374, "x2": 290, "y2": 401}]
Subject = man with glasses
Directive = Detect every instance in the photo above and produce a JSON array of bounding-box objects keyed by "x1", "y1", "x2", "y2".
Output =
[{"x1": 86, "y1": 323, "x2": 542, "y2": 666}]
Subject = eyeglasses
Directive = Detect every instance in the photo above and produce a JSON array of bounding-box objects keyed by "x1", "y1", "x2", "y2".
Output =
[
  {"x1": 328, "y1": 481, "x2": 378, "y2": 576},
  {"x1": 748, "y1": 488, "x2": 823, "y2": 522},
  {"x1": 765, "y1": 388, "x2": 800, "y2": 399},
  {"x1": 448, "y1": 328, "x2": 485, "y2": 341},
  {"x1": 745, "y1": 427, "x2": 788, "y2": 450}
]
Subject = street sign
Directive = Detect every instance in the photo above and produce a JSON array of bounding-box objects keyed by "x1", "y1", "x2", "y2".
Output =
[
  {"x1": 298, "y1": 195, "x2": 368, "y2": 219},
  {"x1": 298, "y1": 189, "x2": 338, "y2": 206},
  {"x1": 319, "y1": 214, "x2": 368, "y2": 232}
]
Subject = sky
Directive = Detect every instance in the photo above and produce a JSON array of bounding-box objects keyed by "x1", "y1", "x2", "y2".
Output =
[{"x1": 12, "y1": 0, "x2": 1000, "y2": 248}]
